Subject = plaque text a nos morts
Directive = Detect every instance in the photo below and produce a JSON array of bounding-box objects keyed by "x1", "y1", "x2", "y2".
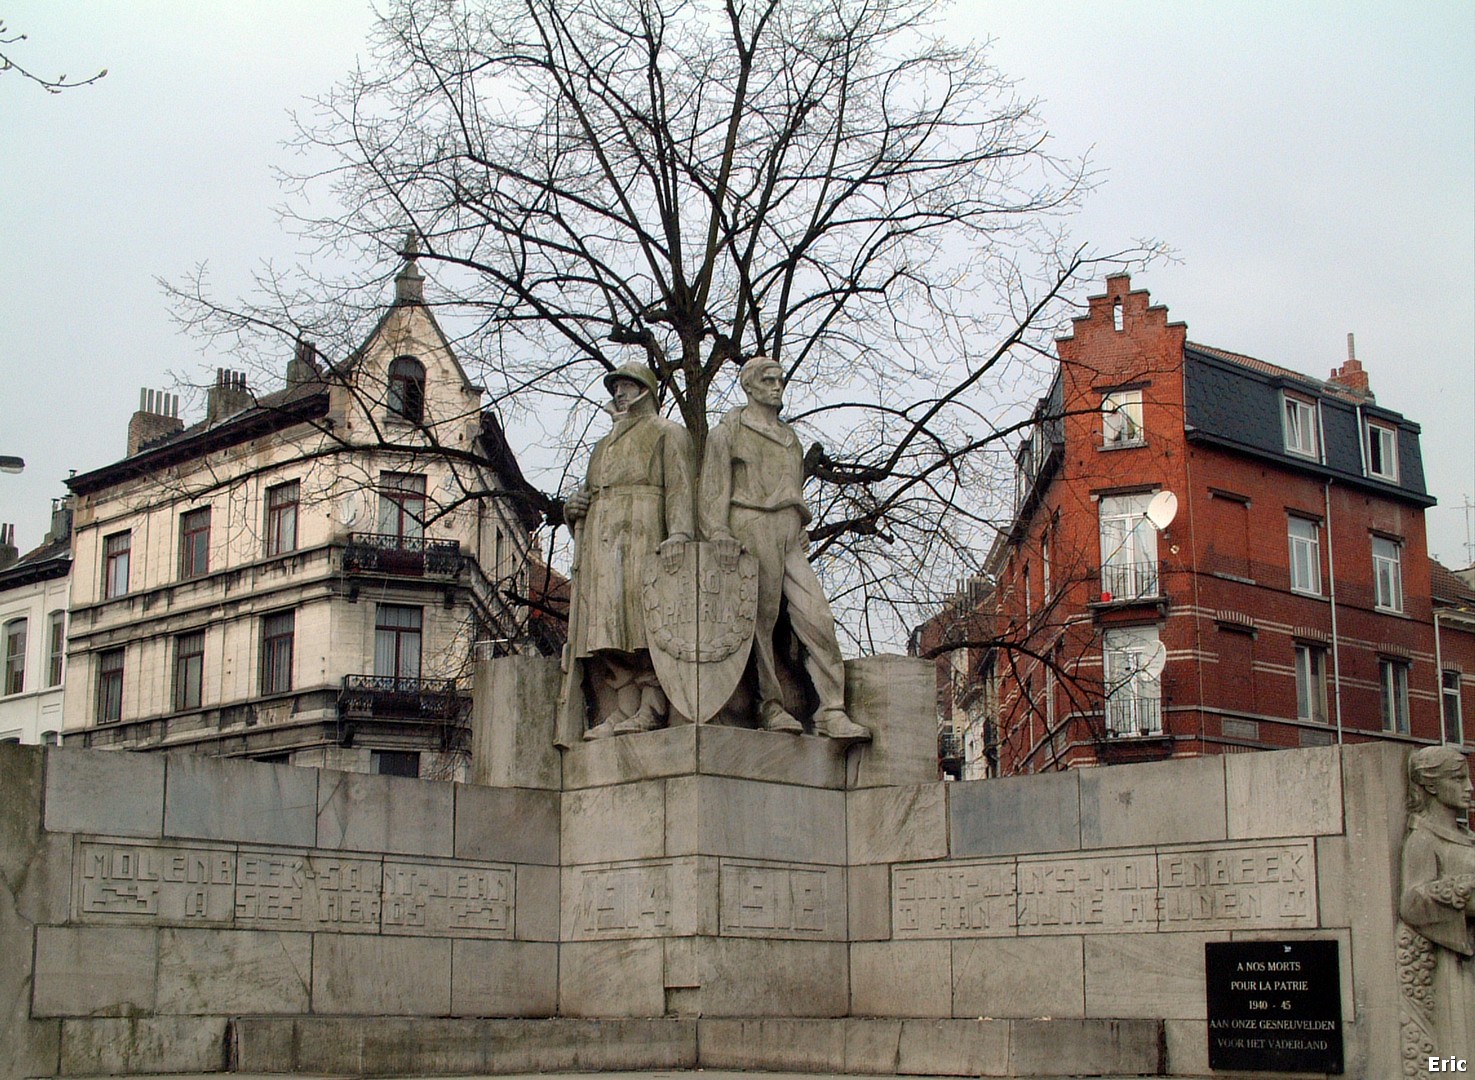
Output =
[{"x1": 1206, "y1": 939, "x2": 1342, "y2": 1074}]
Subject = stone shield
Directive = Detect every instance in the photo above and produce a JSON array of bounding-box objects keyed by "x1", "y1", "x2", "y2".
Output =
[{"x1": 642, "y1": 541, "x2": 758, "y2": 723}]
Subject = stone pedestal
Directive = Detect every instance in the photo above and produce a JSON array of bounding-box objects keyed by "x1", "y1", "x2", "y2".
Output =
[
  {"x1": 471, "y1": 654, "x2": 561, "y2": 789},
  {"x1": 558, "y1": 723, "x2": 853, "y2": 1018},
  {"x1": 476, "y1": 651, "x2": 932, "y2": 1019}
]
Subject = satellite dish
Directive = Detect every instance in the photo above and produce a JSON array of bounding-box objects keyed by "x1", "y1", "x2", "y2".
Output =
[
  {"x1": 338, "y1": 492, "x2": 359, "y2": 527},
  {"x1": 1144, "y1": 490, "x2": 1178, "y2": 532},
  {"x1": 1140, "y1": 640, "x2": 1168, "y2": 680}
]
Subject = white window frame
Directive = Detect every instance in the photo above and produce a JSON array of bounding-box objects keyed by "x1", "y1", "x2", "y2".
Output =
[
  {"x1": 1099, "y1": 492, "x2": 1158, "y2": 601},
  {"x1": 1442, "y1": 670, "x2": 1463, "y2": 745},
  {"x1": 1287, "y1": 516, "x2": 1322, "y2": 596},
  {"x1": 1380, "y1": 659, "x2": 1409, "y2": 734},
  {"x1": 1282, "y1": 393, "x2": 1320, "y2": 460},
  {"x1": 1294, "y1": 644, "x2": 1328, "y2": 724},
  {"x1": 1372, "y1": 536, "x2": 1403, "y2": 613},
  {"x1": 1103, "y1": 626, "x2": 1163, "y2": 736},
  {"x1": 1366, "y1": 421, "x2": 1399, "y2": 482},
  {"x1": 4, "y1": 618, "x2": 26, "y2": 696},
  {"x1": 1102, "y1": 389, "x2": 1144, "y2": 447}
]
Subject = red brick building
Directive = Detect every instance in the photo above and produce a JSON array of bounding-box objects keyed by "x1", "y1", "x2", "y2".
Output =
[{"x1": 970, "y1": 274, "x2": 1472, "y2": 774}]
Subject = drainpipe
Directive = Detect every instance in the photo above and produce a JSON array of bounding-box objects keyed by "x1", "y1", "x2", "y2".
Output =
[
  {"x1": 1433, "y1": 610, "x2": 1447, "y2": 743},
  {"x1": 1324, "y1": 480, "x2": 1344, "y2": 743}
]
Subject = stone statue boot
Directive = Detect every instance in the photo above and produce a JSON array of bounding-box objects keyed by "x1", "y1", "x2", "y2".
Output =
[
  {"x1": 584, "y1": 712, "x2": 627, "y2": 740},
  {"x1": 816, "y1": 708, "x2": 871, "y2": 744},
  {"x1": 759, "y1": 699, "x2": 804, "y2": 734},
  {"x1": 612, "y1": 686, "x2": 666, "y2": 735}
]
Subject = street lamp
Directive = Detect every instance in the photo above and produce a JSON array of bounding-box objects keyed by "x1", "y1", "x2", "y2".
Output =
[{"x1": 0, "y1": 456, "x2": 24, "y2": 474}]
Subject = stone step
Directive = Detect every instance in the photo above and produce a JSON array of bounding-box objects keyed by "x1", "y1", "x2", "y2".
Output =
[
  {"x1": 54, "y1": 1074, "x2": 1174, "y2": 1080},
  {"x1": 229, "y1": 1016, "x2": 1166, "y2": 1077},
  {"x1": 45, "y1": 1016, "x2": 1168, "y2": 1077}
]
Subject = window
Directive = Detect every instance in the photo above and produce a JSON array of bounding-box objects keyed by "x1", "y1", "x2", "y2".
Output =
[
  {"x1": 1103, "y1": 626, "x2": 1163, "y2": 736},
  {"x1": 1099, "y1": 492, "x2": 1158, "y2": 601},
  {"x1": 388, "y1": 356, "x2": 426, "y2": 423},
  {"x1": 173, "y1": 631, "x2": 205, "y2": 712},
  {"x1": 375, "y1": 605, "x2": 423, "y2": 682},
  {"x1": 1380, "y1": 659, "x2": 1409, "y2": 734},
  {"x1": 1282, "y1": 394, "x2": 1319, "y2": 459},
  {"x1": 1442, "y1": 670, "x2": 1463, "y2": 744},
  {"x1": 98, "y1": 648, "x2": 124, "y2": 723},
  {"x1": 179, "y1": 507, "x2": 211, "y2": 579},
  {"x1": 372, "y1": 750, "x2": 421, "y2": 777},
  {"x1": 1041, "y1": 531, "x2": 1052, "y2": 600},
  {"x1": 103, "y1": 531, "x2": 131, "y2": 599},
  {"x1": 47, "y1": 611, "x2": 65, "y2": 687},
  {"x1": 1294, "y1": 644, "x2": 1328, "y2": 724},
  {"x1": 1372, "y1": 536, "x2": 1403, "y2": 612},
  {"x1": 378, "y1": 473, "x2": 427, "y2": 539},
  {"x1": 260, "y1": 612, "x2": 295, "y2": 695},
  {"x1": 1367, "y1": 422, "x2": 1399, "y2": 482},
  {"x1": 4, "y1": 619, "x2": 26, "y2": 695},
  {"x1": 265, "y1": 480, "x2": 299, "y2": 556},
  {"x1": 1287, "y1": 517, "x2": 1322, "y2": 595},
  {"x1": 1101, "y1": 389, "x2": 1144, "y2": 446}
]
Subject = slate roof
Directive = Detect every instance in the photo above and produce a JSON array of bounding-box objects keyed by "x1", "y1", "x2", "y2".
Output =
[
  {"x1": 0, "y1": 532, "x2": 71, "y2": 592},
  {"x1": 1182, "y1": 342, "x2": 1432, "y2": 506}
]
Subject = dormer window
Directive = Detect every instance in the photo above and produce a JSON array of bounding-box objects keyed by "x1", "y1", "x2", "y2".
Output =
[
  {"x1": 1281, "y1": 393, "x2": 1319, "y2": 460},
  {"x1": 388, "y1": 356, "x2": 426, "y2": 423},
  {"x1": 1101, "y1": 389, "x2": 1144, "y2": 447},
  {"x1": 1366, "y1": 421, "x2": 1398, "y2": 482}
]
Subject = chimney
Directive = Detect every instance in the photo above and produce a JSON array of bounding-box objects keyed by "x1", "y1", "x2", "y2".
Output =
[
  {"x1": 45, "y1": 495, "x2": 73, "y2": 545},
  {"x1": 205, "y1": 369, "x2": 253, "y2": 424},
  {"x1": 1327, "y1": 333, "x2": 1374, "y2": 399},
  {"x1": 127, "y1": 388, "x2": 185, "y2": 456},
  {"x1": 0, "y1": 524, "x2": 17, "y2": 571},
  {"x1": 287, "y1": 339, "x2": 322, "y2": 388}
]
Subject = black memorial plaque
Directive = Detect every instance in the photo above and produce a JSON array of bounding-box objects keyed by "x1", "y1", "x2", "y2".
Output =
[{"x1": 1205, "y1": 939, "x2": 1342, "y2": 1074}]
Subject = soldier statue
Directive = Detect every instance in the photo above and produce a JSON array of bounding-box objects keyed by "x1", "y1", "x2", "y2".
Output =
[
  {"x1": 557, "y1": 364, "x2": 694, "y2": 745},
  {"x1": 699, "y1": 357, "x2": 870, "y2": 743}
]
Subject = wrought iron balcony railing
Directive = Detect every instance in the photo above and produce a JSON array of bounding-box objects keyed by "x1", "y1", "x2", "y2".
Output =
[
  {"x1": 337, "y1": 674, "x2": 465, "y2": 721},
  {"x1": 1099, "y1": 559, "x2": 1160, "y2": 603},
  {"x1": 1104, "y1": 695, "x2": 1163, "y2": 738},
  {"x1": 938, "y1": 726, "x2": 964, "y2": 764},
  {"x1": 343, "y1": 533, "x2": 464, "y2": 577}
]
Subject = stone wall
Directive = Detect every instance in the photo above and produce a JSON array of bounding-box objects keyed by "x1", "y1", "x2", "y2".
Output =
[
  {"x1": 0, "y1": 745, "x2": 559, "y2": 1078},
  {"x1": 1, "y1": 689, "x2": 1411, "y2": 1078},
  {"x1": 844, "y1": 743, "x2": 1406, "y2": 1078}
]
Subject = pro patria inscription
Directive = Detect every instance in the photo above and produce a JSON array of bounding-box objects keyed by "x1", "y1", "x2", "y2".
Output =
[{"x1": 892, "y1": 841, "x2": 1316, "y2": 938}]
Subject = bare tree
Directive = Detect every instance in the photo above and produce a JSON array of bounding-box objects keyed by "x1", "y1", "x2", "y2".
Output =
[
  {"x1": 173, "y1": 0, "x2": 1153, "y2": 649},
  {"x1": 0, "y1": 19, "x2": 105, "y2": 94}
]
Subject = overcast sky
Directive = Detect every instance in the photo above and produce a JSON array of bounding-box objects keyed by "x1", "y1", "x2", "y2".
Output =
[{"x1": 2, "y1": 1, "x2": 1472, "y2": 568}]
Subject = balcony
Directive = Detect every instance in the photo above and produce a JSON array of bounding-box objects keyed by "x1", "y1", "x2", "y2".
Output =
[
  {"x1": 1103, "y1": 695, "x2": 1163, "y2": 738},
  {"x1": 938, "y1": 725, "x2": 964, "y2": 779},
  {"x1": 342, "y1": 533, "x2": 463, "y2": 578},
  {"x1": 1097, "y1": 560, "x2": 1160, "y2": 604},
  {"x1": 337, "y1": 674, "x2": 466, "y2": 723}
]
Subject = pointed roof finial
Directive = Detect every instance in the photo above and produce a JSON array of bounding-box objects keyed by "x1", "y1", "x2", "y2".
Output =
[{"x1": 395, "y1": 228, "x2": 424, "y2": 304}]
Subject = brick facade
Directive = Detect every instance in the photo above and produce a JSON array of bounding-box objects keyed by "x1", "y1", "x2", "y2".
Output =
[{"x1": 951, "y1": 274, "x2": 1472, "y2": 775}]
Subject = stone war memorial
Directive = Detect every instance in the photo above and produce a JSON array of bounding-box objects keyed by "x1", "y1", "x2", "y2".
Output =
[{"x1": 2, "y1": 360, "x2": 1471, "y2": 1079}]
